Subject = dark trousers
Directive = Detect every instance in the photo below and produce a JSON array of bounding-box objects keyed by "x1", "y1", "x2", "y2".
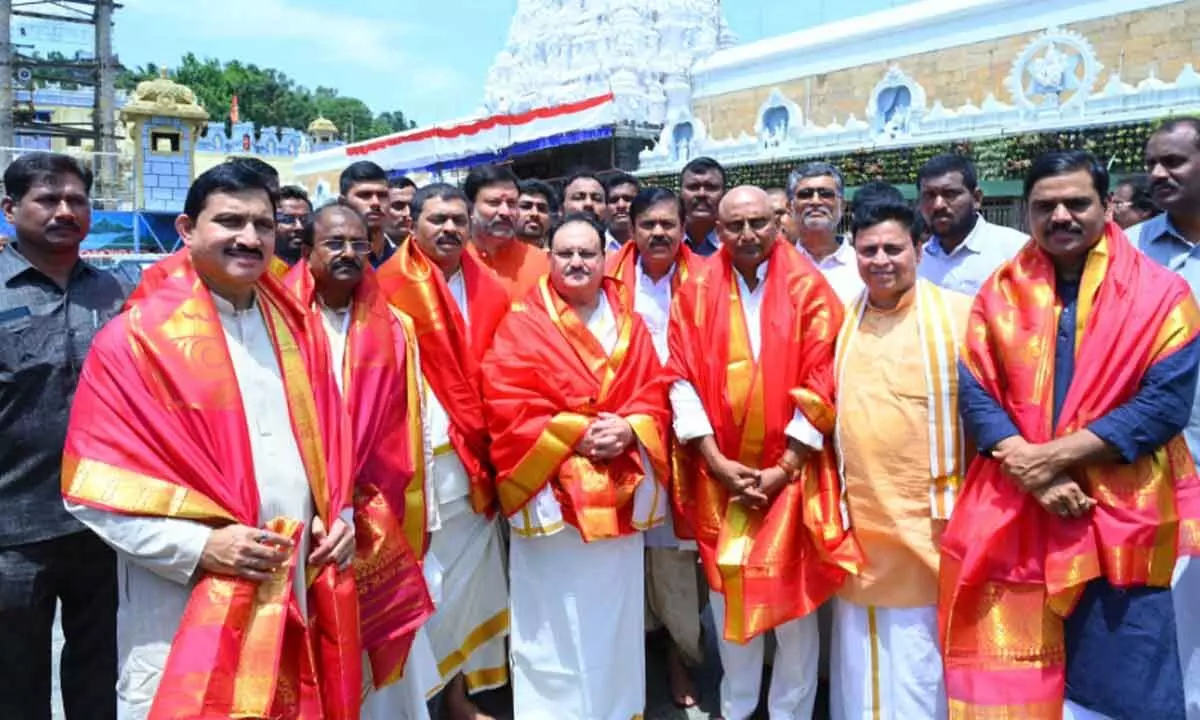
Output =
[{"x1": 0, "y1": 531, "x2": 117, "y2": 720}]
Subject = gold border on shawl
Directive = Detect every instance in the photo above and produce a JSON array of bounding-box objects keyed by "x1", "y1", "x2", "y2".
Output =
[
  {"x1": 499, "y1": 413, "x2": 592, "y2": 515},
  {"x1": 231, "y1": 516, "x2": 305, "y2": 715},
  {"x1": 62, "y1": 454, "x2": 235, "y2": 523},
  {"x1": 627, "y1": 414, "x2": 670, "y2": 482},
  {"x1": 261, "y1": 298, "x2": 333, "y2": 522},
  {"x1": 1151, "y1": 294, "x2": 1200, "y2": 360},
  {"x1": 1073, "y1": 234, "x2": 1109, "y2": 353},
  {"x1": 392, "y1": 308, "x2": 429, "y2": 557}
]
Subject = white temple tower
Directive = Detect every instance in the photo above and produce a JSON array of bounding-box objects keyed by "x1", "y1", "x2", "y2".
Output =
[{"x1": 482, "y1": 0, "x2": 735, "y2": 131}]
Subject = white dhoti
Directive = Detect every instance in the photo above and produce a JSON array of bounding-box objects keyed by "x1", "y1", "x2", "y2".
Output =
[
  {"x1": 1173, "y1": 557, "x2": 1200, "y2": 720},
  {"x1": 423, "y1": 497, "x2": 509, "y2": 693},
  {"x1": 510, "y1": 525, "x2": 646, "y2": 720},
  {"x1": 709, "y1": 589, "x2": 819, "y2": 720},
  {"x1": 830, "y1": 599, "x2": 945, "y2": 720}
]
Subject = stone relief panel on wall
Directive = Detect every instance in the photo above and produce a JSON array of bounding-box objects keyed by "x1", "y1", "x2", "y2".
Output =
[
  {"x1": 1005, "y1": 27, "x2": 1103, "y2": 113},
  {"x1": 866, "y1": 65, "x2": 927, "y2": 139},
  {"x1": 639, "y1": 24, "x2": 1200, "y2": 176},
  {"x1": 754, "y1": 88, "x2": 803, "y2": 148}
]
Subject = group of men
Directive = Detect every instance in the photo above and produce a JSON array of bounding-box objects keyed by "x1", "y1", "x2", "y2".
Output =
[{"x1": 2, "y1": 116, "x2": 1200, "y2": 720}]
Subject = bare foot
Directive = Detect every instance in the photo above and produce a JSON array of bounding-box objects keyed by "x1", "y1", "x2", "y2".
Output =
[
  {"x1": 443, "y1": 674, "x2": 496, "y2": 720},
  {"x1": 666, "y1": 642, "x2": 697, "y2": 709}
]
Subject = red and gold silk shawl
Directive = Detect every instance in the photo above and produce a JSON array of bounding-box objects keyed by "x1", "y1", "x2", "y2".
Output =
[
  {"x1": 284, "y1": 261, "x2": 435, "y2": 690},
  {"x1": 482, "y1": 276, "x2": 671, "y2": 541},
  {"x1": 62, "y1": 252, "x2": 361, "y2": 719},
  {"x1": 938, "y1": 223, "x2": 1200, "y2": 719},
  {"x1": 666, "y1": 240, "x2": 862, "y2": 642},
  {"x1": 377, "y1": 237, "x2": 509, "y2": 516},
  {"x1": 606, "y1": 240, "x2": 706, "y2": 539}
]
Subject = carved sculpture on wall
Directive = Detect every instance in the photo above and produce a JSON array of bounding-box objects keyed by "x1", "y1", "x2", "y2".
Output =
[
  {"x1": 866, "y1": 65, "x2": 928, "y2": 139},
  {"x1": 754, "y1": 88, "x2": 804, "y2": 149},
  {"x1": 482, "y1": 0, "x2": 734, "y2": 129},
  {"x1": 1006, "y1": 27, "x2": 1103, "y2": 113},
  {"x1": 639, "y1": 25, "x2": 1198, "y2": 176}
]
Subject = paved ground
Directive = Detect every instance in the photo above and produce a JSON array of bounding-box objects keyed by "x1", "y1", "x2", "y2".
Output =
[{"x1": 51, "y1": 605, "x2": 829, "y2": 720}]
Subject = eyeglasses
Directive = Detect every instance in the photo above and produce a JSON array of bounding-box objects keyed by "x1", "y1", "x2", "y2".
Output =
[
  {"x1": 276, "y1": 212, "x2": 309, "y2": 225},
  {"x1": 794, "y1": 188, "x2": 839, "y2": 201},
  {"x1": 320, "y1": 239, "x2": 372, "y2": 254}
]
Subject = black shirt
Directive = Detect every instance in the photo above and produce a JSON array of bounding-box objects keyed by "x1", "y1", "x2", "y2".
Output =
[{"x1": 0, "y1": 245, "x2": 128, "y2": 545}]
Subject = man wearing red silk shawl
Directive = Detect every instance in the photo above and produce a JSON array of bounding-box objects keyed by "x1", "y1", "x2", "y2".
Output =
[
  {"x1": 283, "y1": 202, "x2": 437, "y2": 719},
  {"x1": 62, "y1": 162, "x2": 362, "y2": 720},
  {"x1": 482, "y1": 213, "x2": 671, "y2": 719},
  {"x1": 942, "y1": 150, "x2": 1200, "y2": 720},
  {"x1": 666, "y1": 185, "x2": 861, "y2": 720},
  {"x1": 376, "y1": 183, "x2": 512, "y2": 720}
]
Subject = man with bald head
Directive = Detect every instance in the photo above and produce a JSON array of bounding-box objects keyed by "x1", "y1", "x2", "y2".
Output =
[{"x1": 667, "y1": 186, "x2": 859, "y2": 720}]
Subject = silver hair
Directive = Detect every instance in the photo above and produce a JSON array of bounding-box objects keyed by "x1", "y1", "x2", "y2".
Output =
[{"x1": 786, "y1": 162, "x2": 845, "y2": 199}]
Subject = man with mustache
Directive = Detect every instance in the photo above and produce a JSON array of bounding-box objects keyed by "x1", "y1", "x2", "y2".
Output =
[
  {"x1": 1108, "y1": 173, "x2": 1158, "y2": 229},
  {"x1": 606, "y1": 187, "x2": 706, "y2": 709},
  {"x1": 482, "y1": 213, "x2": 671, "y2": 720},
  {"x1": 680, "y1": 156, "x2": 726, "y2": 257},
  {"x1": 0, "y1": 152, "x2": 125, "y2": 720},
  {"x1": 766, "y1": 187, "x2": 798, "y2": 246},
  {"x1": 787, "y1": 162, "x2": 864, "y2": 305},
  {"x1": 378, "y1": 184, "x2": 511, "y2": 720},
  {"x1": 829, "y1": 197, "x2": 971, "y2": 719},
  {"x1": 285, "y1": 203, "x2": 439, "y2": 720},
  {"x1": 63, "y1": 161, "x2": 361, "y2": 719},
  {"x1": 562, "y1": 169, "x2": 608, "y2": 223},
  {"x1": 387, "y1": 176, "x2": 418, "y2": 245},
  {"x1": 604, "y1": 171, "x2": 640, "y2": 251},
  {"x1": 274, "y1": 185, "x2": 313, "y2": 267},
  {"x1": 1128, "y1": 116, "x2": 1200, "y2": 719},
  {"x1": 516, "y1": 179, "x2": 557, "y2": 248},
  {"x1": 341, "y1": 160, "x2": 396, "y2": 268},
  {"x1": 916, "y1": 154, "x2": 1027, "y2": 295},
  {"x1": 465, "y1": 164, "x2": 550, "y2": 298},
  {"x1": 941, "y1": 151, "x2": 1200, "y2": 720},
  {"x1": 667, "y1": 186, "x2": 860, "y2": 720}
]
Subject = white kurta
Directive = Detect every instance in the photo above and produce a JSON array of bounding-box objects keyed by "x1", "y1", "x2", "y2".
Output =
[
  {"x1": 509, "y1": 293, "x2": 659, "y2": 720},
  {"x1": 420, "y1": 270, "x2": 511, "y2": 695},
  {"x1": 67, "y1": 292, "x2": 319, "y2": 720},
  {"x1": 666, "y1": 258, "x2": 824, "y2": 720}
]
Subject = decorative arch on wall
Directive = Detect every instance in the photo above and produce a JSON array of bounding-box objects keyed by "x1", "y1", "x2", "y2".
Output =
[
  {"x1": 754, "y1": 88, "x2": 803, "y2": 147},
  {"x1": 866, "y1": 65, "x2": 927, "y2": 139}
]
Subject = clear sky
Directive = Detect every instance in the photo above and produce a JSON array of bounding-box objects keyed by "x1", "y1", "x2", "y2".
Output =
[{"x1": 97, "y1": 0, "x2": 915, "y2": 126}]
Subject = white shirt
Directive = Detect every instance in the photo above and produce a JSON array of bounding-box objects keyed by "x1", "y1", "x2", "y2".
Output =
[
  {"x1": 67, "y1": 291, "x2": 324, "y2": 713},
  {"x1": 319, "y1": 301, "x2": 352, "y2": 394},
  {"x1": 918, "y1": 216, "x2": 1028, "y2": 295},
  {"x1": 798, "y1": 238, "x2": 864, "y2": 306},
  {"x1": 668, "y1": 258, "x2": 825, "y2": 452},
  {"x1": 425, "y1": 269, "x2": 474, "y2": 520},
  {"x1": 634, "y1": 261, "x2": 676, "y2": 364}
]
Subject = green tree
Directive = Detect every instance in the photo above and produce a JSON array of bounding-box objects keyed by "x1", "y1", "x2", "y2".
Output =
[{"x1": 114, "y1": 56, "x2": 413, "y2": 141}]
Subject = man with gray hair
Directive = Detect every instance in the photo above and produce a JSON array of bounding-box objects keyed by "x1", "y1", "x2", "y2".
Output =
[{"x1": 787, "y1": 162, "x2": 863, "y2": 304}]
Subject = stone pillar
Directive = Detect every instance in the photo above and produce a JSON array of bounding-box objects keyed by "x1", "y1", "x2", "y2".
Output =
[
  {"x1": 95, "y1": 0, "x2": 117, "y2": 207},
  {"x1": 0, "y1": 0, "x2": 13, "y2": 172}
]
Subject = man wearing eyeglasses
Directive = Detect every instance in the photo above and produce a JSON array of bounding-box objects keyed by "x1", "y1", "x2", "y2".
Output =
[
  {"x1": 787, "y1": 162, "x2": 863, "y2": 305},
  {"x1": 274, "y1": 185, "x2": 313, "y2": 268},
  {"x1": 286, "y1": 201, "x2": 440, "y2": 720}
]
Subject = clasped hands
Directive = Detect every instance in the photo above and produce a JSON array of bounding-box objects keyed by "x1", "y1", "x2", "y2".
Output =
[
  {"x1": 199, "y1": 515, "x2": 355, "y2": 582},
  {"x1": 708, "y1": 454, "x2": 792, "y2": 509},
  {"x1": 993, "y1": 436, "x2": 1095, "y2": 518},
  {"x1": 575, "y1": 412, "x2": 635, "y2": 462}
]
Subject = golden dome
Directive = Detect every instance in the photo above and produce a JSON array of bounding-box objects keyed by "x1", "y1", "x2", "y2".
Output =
[
  {"x1": 308, "y1": 115, "x2": 339, "y2": 136},
  {"x1": 120, "y1": 67, "x2": 209, "y2": 122}
]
